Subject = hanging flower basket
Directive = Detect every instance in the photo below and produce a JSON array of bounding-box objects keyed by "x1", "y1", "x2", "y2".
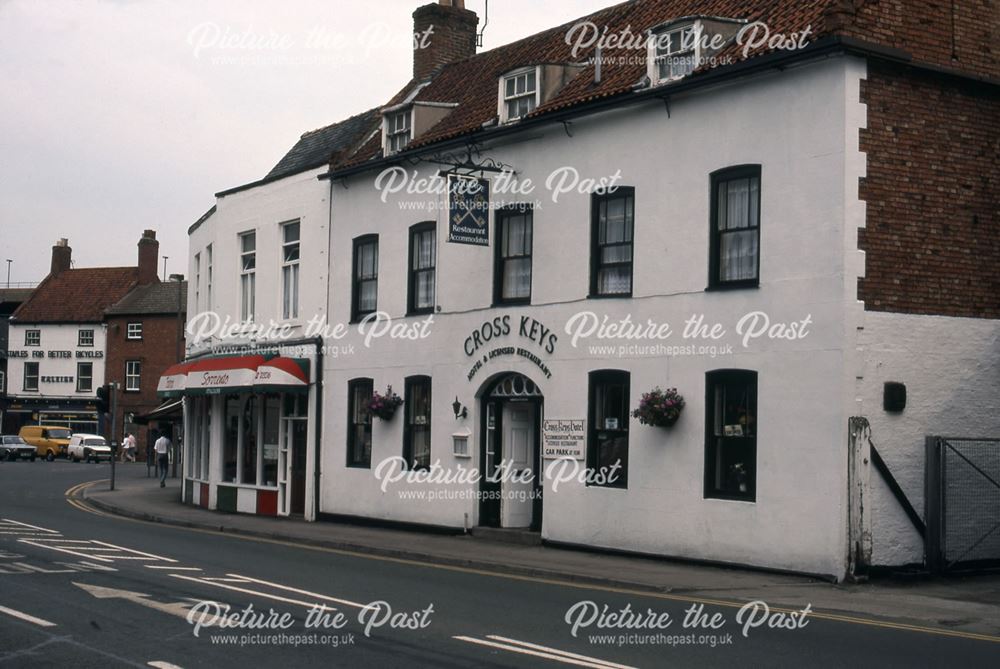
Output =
[
  {"x1": 632, "y1": 387, "x2": 685, "y2": 427},
  {"x1": 365, "y1": 385, "x2": 403, "y2": 421}
]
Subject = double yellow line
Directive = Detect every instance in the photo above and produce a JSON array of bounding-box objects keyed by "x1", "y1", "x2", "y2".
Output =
[{"x1": 61, "y1": 479, "x2": 1000, "y2": 645}]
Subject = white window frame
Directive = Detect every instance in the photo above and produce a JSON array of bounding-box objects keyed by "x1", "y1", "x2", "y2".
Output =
[
  {"x1": 25, "y1": 329, "x2": 40, "y2": 347},
  {"x1": 281, "y1": 220, "x2": 301, "y2": 320},
  {"x1": 499, "y1": 66, "x2": 541, "y2": 123},
  {"x1": 206, "y1": 244, "x2": 213, "y2": 310},
  {"x1": 649, "y1": 22, "x2": 699, "y2": 84},
  {"x1": 385, "y1": 109, "x2": 412, "y2": 155},
  {"x1": 239, "y1": 231, "x2": 256, "y2": 322},
  {"x1": 23, "y1": 361, "x2": 39, "y2": 391},
  {"x1": 76, "y1": 362, "x2": 93, "y2": 393},
  {"x1": 0, "y1": 370, "x2": 5, "y2": 394},
  {"x1": 125, "y1": 360, "x2": 141, "y2": 392},
  {"x1": 78, "y1": 329, "x2": 94, "y2": 347},
  {"x1": 193, "y1": 252, "x2": 201, "y2": 311},
  {"x1": 126, "y1": 322, "x2": 143, "y2": 340}
]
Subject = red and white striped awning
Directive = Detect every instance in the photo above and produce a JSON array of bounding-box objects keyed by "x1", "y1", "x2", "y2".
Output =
[
  {"x1": 157, "y1": 355, "x2": 310, "y2": 397},
  {"x1": 254, "y1": 358, "x2": 310, "y2": 393}
]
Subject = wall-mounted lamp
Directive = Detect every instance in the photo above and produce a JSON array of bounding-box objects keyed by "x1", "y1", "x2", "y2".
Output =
[{"x1": 452, "y1": 396, "x2": 468, "y2": 420}]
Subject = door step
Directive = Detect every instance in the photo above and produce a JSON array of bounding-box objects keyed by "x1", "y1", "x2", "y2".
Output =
[{"x1": 470, "y1": 527, "x2": 541, "y2": 546}]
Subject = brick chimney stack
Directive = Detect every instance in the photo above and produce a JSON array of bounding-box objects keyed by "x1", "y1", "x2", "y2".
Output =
[
  {"x1": 413, "y1": 0, "x2": 478, "y2": 81},
  {"x1": 50, "y1": 238, "x2": 72, "y2": 276},
  {"x1": 137, "y1": 229, "x2": 160, "y2": 284}
]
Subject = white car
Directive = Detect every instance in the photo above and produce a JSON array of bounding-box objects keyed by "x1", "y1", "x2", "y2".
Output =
[{"x1": 67, "y1": 434, "x2": 112, "y2": 463}]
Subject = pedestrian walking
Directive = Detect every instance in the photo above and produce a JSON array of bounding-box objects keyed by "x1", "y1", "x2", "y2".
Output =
[
  {"x1": 123, "y1": 433, "x2": 137, "y2": 462},
  {"x1": 154, "y1": 433, "x2": 170, "y2": 487}
]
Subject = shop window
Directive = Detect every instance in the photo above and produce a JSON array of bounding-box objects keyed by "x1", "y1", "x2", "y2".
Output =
[
  {"x1": 705, "y1": 370, "x2": 758, "y2": 501},
  {"x1": 587, "y1": 370, "x2": 629, "y2": 488},
  {"x1": 494, "y1": 206, "x2": 532, "y2": 304},
  {"x1": 242, "y1": 395, "x2": 259, "y2": 485},
  {"x1": 224, "y1": 397, "x2": 240, "y2": 482},
  {"x1": 347, "y1": 378, "x2": 373, "y2": 468},
  {"x1": 590, "y1": 187, "x2": 635, "y2": 297},
  {"x1": 710, "y1": 166, "x2": 761, "y2": 288},
  {"x1": 407, "y1": 223, "x2": 436, "y2": 315},
  {"x1": 403, "y1": 376, "x2": 432, "y2": 470},
  {"x1": 352, "y1": 235, "x2": 378, "y2": 322},
  {"x1": 76, "y1": 362, "x2": 93, "y2": 393},
  {"x1": 263, "y1": 394, "x2": 280, "y2": 486}
]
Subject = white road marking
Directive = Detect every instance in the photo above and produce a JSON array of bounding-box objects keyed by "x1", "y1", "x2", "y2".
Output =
[
  {"x1": 74, "y1": 582, "x2": 195, "y2": 621},
  {"x1": 148, "y1": 662, "x2": 184, "y2": 669},
  {"x1": 169, "y1": 574, "x2": 348, "y2": 611},
  {"x1": 0, "y1": 603, "x2": 57, "y2": 627},
  {"x1": 202, "y1": 577, "x2": 252, "y2": 583},
  {"x1": 13, "y1": 538, "x2": 90, "y2": 543},
  {"x1": 145, "y1": 565, "x2": 202, "y2": 571},
  {"x1": 91, "y1": 541, "x2": 177, "y2": 562},
  {"x1": 487, "y1": 635, "x2": 634, "y2": 669},
  {"x1": 453, "y1": 636, "x2": 636, "y2": 669},
  {"x1": 224, "y1": 573, "x2": 366, "y2": 609},
  {"x1": 0, "y1": 519, "x2": 60, "y2": 534},
  {"x1": 18, "y1": 540, "x2": 115, "y2": 563}
]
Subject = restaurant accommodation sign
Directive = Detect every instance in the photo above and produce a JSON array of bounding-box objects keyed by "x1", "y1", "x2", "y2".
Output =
[
  {"x1": 447, "y1": 174, "x2": 490, "y2": 246},
  {"x1": 542, "y1": 419, "x2": 585, "y2": 460}
]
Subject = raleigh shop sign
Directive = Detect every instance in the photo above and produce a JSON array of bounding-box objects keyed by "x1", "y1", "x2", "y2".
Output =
[
  {"x1": 447, "y1": 174, "x2": 490, "y2": 246},
  {"x1": 465, "y1": 314, "x2": 558, "y2": 381}
]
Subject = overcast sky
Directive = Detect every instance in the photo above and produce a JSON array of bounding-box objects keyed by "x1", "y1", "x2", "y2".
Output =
[{"x1": 0, "y1": 0, "x2": 610, "y2": 284}]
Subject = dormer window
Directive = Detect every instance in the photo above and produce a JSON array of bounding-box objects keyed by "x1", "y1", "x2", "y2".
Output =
[
  {"x1": 386, "y1": 110, "x2": 412, "y2": 154},
  {"x1": 653, "y1": 25, "x2": 697, "y2": 82},
  {"x1": 500, "y1": 67, "x2": 539, "y2": 123}
]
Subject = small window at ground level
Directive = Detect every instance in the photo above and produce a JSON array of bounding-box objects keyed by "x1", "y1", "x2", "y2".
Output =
[{"x1": 705, "y1": 369, "x2": 758, "y2": 501}]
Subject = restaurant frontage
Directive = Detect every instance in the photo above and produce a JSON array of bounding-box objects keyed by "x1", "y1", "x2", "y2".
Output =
[{"x1": 159, "y1": 342, "x2": 321, "y2": 520}]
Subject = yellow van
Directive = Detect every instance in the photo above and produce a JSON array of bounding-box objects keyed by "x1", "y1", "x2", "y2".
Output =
[{"x1": 19, "y1": 426, "x2": 73, "y2": 461}]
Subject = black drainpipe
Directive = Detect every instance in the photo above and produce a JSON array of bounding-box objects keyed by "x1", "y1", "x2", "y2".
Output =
[{"x1": 312, "y1": 336, "x2": 323, "y2": 520}]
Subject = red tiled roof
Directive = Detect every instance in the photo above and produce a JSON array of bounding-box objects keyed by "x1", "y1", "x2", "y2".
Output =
[
  {"x1": 12, "y1": 268, "x2": 140, "y2": 323},
  {"x1": 331, "y1": 0, "x2": 839, "y2": 172}
]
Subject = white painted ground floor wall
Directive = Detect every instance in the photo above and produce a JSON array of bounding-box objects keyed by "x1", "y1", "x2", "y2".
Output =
[{"x1": 855, "y1": 312, "x2": 1000, "y2": 567}]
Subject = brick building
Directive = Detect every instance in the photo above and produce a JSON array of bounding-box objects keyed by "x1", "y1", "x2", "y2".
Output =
[{"x1": 105, "y1": 276, "x2": 187, "y2": 455}]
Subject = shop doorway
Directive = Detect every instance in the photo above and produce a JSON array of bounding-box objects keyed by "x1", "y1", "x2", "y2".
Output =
[
  {"x1": 289, "y1": 419, "x2": 308, "y2": 515},
  {"x1": 479, "y1": 373, "x2": 543, "y2": 530}
]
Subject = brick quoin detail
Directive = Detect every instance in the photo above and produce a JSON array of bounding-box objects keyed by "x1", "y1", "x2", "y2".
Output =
[{"x1": 857, "y1": 61, "x2": 999, "y2": 319}]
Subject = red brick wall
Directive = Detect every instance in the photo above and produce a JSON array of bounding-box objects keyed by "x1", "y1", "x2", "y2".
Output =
[
  {"x1": 838, "y1": 0, "x2": 998, "y2": 80},
  {"x1": 412, "y1": 3, "x2": 478, "y2": 80},
  {"x1": 104, "y1": 315, "x2": 185, "y2": 453},
  {"x1": 857, "y1": 61, "x2": 1000, "y2": 318}
]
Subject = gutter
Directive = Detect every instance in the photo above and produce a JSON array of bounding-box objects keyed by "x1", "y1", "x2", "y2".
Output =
[{"x1": 319, "y1": 35, "x2": 998, "y2": 183}]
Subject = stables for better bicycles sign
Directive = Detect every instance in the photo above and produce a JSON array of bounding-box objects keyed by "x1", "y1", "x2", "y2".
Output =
[{"x1": 447, "y1": 174, "x2": 490, "y2": 246}]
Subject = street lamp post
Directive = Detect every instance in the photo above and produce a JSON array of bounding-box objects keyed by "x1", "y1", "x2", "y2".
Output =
[{"x1": 5, "y1": 259, "x2": 11, "y2": 288}]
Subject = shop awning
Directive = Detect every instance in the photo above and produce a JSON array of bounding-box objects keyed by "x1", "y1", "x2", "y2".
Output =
[
  {"x1": 254, "y1": 357, "x2": 310, "y2": 393},
  {"x1": 156, "y1": 362, "x2": 194, "y2": 398},
  {"x1": 157, "y1": 354, "x2": 312, "y2": 397},
  {"x1": 184, "y1": 355, "x2": 267, "y2": 395},
  {"x1": 134, "y1": 398, "x2": 183, "y2": 424}
]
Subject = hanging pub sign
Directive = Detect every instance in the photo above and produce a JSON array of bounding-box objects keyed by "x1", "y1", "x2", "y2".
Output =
[{"x1": 447, "y1": 174, "x2": 490, "y2": 246}]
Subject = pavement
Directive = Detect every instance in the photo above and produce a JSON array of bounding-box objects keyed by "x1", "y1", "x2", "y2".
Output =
[{"x1": 82, "y1": 464, "x2": 1000, "y2": 639}]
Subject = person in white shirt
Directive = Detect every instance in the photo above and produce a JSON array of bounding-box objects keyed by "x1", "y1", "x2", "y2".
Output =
[
  {"x1": 122, "y1": 433, "x2": 137, "y2": 462},
  {"x1": 154, "y1": 434, "x2": 170, "y2": 487}
]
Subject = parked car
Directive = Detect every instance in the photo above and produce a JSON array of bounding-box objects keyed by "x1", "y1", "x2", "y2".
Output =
[
  {"x1": 67, "y1": 434, "x2": 112, "y2": 463},
  {"x1": 0, "y1": 435, "x2": 36, "y2": 461},
  {"x1": 19, "y1": 426, "x2": 73, "y2": 461}
]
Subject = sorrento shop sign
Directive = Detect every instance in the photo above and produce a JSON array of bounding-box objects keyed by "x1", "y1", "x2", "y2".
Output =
[{"x1": 465, "y1": 315, "x2": 557, "y2": 381}]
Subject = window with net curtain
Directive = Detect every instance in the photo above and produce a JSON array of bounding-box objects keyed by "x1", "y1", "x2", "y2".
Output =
[
  {"x1": 408, "y1": 223, "x2": 435, "y2": 314},
  {"x1": 711, "y1": 166, "x2": 760, "y2": 287},
  {"x1": 495, "y1": 207, "x2": 532, "y2": 304},
  {"x1": 352, "y1": 235, "x2": 378, "y2": 322},
  {"x1": 591, "y1": 187, "x2": 635, "y2": 296}
]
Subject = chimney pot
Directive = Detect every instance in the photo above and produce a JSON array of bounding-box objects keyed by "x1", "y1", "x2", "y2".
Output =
[{"x1": 137, "y1": 229, "x2": 160, "y2": 284}]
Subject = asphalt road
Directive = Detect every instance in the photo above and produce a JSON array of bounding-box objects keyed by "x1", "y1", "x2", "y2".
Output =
[{"x1": 0, "y1": 460, "x2": 997, "y2": 668}]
